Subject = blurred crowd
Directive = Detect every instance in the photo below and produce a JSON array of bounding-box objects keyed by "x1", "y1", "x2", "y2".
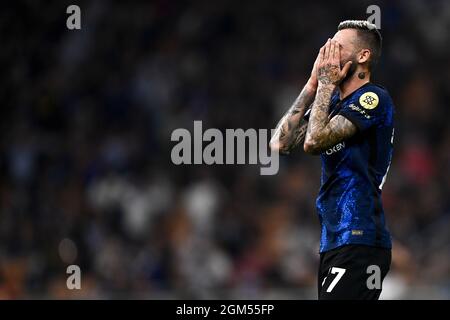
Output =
[{"x1": 0, "y1": 0, "x2": 449, "y2": 299}]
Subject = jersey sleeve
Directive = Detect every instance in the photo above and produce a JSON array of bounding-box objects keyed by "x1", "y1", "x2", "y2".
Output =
[{"x1": 338, "y1": 89, "x2": 387, "y2": 132}]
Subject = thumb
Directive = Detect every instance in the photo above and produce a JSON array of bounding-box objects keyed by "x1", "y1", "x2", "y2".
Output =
[{"x1": 340, "y1": 61, "x2": 352, "y2": 78}]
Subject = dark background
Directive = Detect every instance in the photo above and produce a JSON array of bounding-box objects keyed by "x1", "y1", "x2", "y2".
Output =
[{"x1": 0, "y1": 0, "x2": 449, "y2": 298}]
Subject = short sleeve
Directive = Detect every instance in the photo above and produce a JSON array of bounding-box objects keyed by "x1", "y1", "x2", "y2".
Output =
[{"x1": 338, "y1": 90, "x2": 386, "y2": 132}]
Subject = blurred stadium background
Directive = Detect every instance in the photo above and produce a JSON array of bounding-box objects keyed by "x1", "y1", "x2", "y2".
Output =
[{"x1": 1, "y1": 0, "x2": 449, "y2": 299}]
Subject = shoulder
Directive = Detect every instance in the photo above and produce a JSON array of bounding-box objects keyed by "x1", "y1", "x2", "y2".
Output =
[{"x1": 348, "y1": 83, "x2": 393, "y2": 113}]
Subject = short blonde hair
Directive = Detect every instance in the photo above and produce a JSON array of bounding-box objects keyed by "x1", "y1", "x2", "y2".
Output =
[
  {"x1": 338, "y1": 20, "x2": 378, "y2": 31},
  {"x1": 337, "y1": 20, "x2": 382, "y2": 70}
]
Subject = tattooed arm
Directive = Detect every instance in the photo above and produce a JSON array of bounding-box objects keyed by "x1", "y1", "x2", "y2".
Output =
[
  {"x1": 270, "y1": 53, "x2": 321, "y2": 155},
  {"x1": 269, "y1": 83, "x2": 315, "y2": 155},
  {"x1": 304, "y1": 39, "x2": 357, "y2": 155},
  {"x1": 304, "y1": 85, "x2": 357, "y2": 154}
]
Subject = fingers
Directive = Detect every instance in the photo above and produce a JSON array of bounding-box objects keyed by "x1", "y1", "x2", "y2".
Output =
[
  {"x1": 340, "y1": 61, "x2": 353, "y2": 78},
  {"x1": 330, "y1": 40, "x2": 336, "y2": 61},
  {"x1": 332, "y1": 40, "x2": 340, "y2": 61},
  {"x1": 323, "y1": 38, "x2": 331, "y2": 60},
  {"x1": 319, "y1": 45, "x2": 325, "y2": 63},
  {"x1": 311, "y1": 54, "x2": 319, "y2": 75}
]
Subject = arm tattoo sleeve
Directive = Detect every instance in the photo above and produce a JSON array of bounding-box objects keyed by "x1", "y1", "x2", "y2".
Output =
[
  {"x1": 270, "y1": 85, "x2": 315, "y2": 155},
  {"x1": 304, "y1": 84, "x2": 357, "y2": 155}
]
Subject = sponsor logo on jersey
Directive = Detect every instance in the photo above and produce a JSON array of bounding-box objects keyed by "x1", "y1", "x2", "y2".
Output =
[
  {"x1": 349, "y1": 103, "x2": 371, "y2": 119},
  {"x1": 325, "y1": 142, "x2": 346, "y2": 155}
]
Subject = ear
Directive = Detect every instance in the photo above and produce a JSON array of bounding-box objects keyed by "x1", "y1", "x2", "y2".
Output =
[{"x1": 357, "y1": 49, "x2": 371, "y2": 64}]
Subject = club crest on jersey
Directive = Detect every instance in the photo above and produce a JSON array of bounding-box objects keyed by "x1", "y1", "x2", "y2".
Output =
[{"x1": 359, "y1": 92, "x2": 379, "y2": 110}]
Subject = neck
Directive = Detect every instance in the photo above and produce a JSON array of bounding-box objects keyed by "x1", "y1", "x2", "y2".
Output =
[{"x1": 339, "y1": 70, "x2": 370, "y2": 100}]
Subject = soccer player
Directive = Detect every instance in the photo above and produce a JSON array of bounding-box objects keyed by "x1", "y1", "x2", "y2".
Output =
[{"x1": 270, "y1": 20, "x2": 395, "y2": 300}]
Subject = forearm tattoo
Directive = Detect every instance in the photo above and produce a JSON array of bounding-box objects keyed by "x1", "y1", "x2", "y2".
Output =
[
  {"x1": 271, "y1": 85, "x2": 315, "y2": 154},
  {"x1": 305, "y1": 84, "x2": 357, "y2": 154},
  {"x1": 318, "y1": 64, "x2": 341, "y2": 85}
]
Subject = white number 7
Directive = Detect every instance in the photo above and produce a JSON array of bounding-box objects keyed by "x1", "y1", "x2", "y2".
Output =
[{"x1": 326, "y1": 267, "x2": 346, "y2": 292}]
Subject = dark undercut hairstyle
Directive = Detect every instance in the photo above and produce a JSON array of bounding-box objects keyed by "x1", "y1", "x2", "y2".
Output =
[{"x1": 338, "y1": 20, "x2": 382, "y2": 71}]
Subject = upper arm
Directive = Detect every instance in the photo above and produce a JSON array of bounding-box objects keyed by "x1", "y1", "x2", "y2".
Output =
[
  {"x1": 338, "y1": 91, "x2": 386, "y2": 132},
  {"x1": 277, "y1": 119, "x2": 309, "y2": 155},
  {"x1": 327, "y1": 114, "x2": 358, "y2": 144}
]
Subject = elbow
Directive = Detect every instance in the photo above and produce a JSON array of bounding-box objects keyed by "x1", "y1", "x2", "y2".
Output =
[
  {"x1": 269, "y1": 140, "x2": 289, "y2": 155},
  {"x1": 303, "y1": 141, "x2": 316, "y2": 154},
  {"x1": 269, "y1": 140, "x2": 280, "y2": 154},
  {"x1": 269, "y1": 140, "x2": 280, "y2": 153},
  {"x1": 303, "y1": 138, "x2": 321, "y2": 155}
]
